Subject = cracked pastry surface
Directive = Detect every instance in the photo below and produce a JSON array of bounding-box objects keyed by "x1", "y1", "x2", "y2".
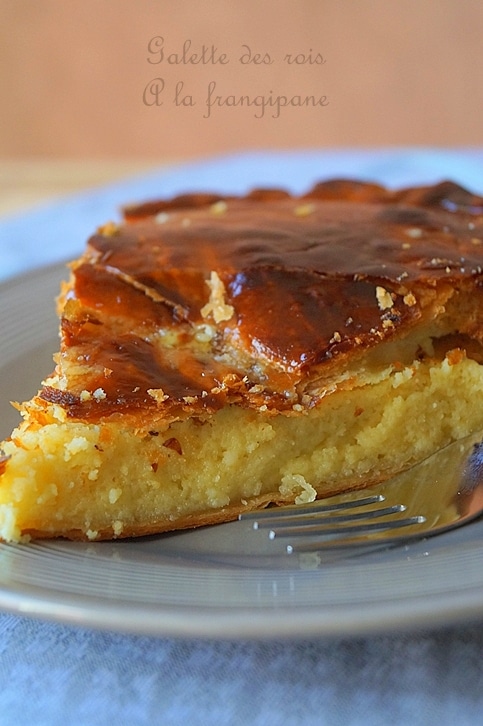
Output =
[{"x1": 2, "y1": 178, "x2": 483, "y2": 541}]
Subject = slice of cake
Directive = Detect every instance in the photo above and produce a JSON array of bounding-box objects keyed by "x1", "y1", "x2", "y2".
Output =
[{"x1": 1, "y1": 178, "x2": 483, "y2": 542}]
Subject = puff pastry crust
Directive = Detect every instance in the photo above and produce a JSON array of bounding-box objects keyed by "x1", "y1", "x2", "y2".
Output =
[{"x1": 2, "y1": 179, "x2": 483, "y2": 541}]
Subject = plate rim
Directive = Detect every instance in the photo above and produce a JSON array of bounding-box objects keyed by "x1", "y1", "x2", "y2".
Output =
[
  {"x1": 1, "y1": 570, "x2": 483, "y2": 640},
  {"x1": 2, "y1": 262, "x2": 483, "y2": 639}
]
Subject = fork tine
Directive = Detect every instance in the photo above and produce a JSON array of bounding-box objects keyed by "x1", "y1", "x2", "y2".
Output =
[
  {"x1": 239, "y1": 493, "x2": 385, "y2": 523},
  {"x1": 253, "y1": 503, "x2": 405, "y2": 530},
  {"x1": 234, "y1": 432, "x2": 483, "y2": 553},
  {"x1": 239, "y1": 486, "x2": 428, "y2": 554},
  {"x1": 285, "y1": 516, "x2": 425, "y2": 555},
  {"x1": 284, "y1": 516, "x2": 427, "y2": 553},
  {"x1": 272, "y1": 514, "x2": 426, "y2": 541}
]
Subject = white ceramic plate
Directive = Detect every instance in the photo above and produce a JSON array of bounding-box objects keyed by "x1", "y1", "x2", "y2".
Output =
[{"x1": 2, "y1": 263, "x2": 483, "y2": 639}]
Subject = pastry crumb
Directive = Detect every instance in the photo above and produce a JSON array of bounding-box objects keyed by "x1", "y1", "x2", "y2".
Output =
[
  {"x1": 113, "y1": 520, "x2": 124, "y2": 537},
  {"x1": 279, "y1": 473, "x2": 317, "y2": 504},
  {"x1": 405, "y1": 227, "x2": 423, "y2": 239},
  {"x1": 294, "y1": 203, "x2": 316, "y2": 217},
  {"x1": 376, "y1": 286, "x2": 394, "y2": 310},
  {"x1": 97, "y1": 221, "x2": 119, "y2": 237},
  {"x1": 109, "y1": 487, "x2": 122, "y2": 504},
  {"x1": 200, "y1": 271, "x2": 235, "y2": 323},
  {"x1": 147, "y1": 388, "x2": 169, "y2": 403},
  {"x1": 403, "y1": 292, "x2": 417, "y2": 307},
  {"x1": 210, "y1": 200, "x2": 228, "y2": 216}
]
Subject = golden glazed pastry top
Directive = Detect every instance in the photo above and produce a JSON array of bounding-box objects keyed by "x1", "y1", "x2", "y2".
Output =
[{"x1": 40, "y1": 179, "x2": 483, "y2": 422}]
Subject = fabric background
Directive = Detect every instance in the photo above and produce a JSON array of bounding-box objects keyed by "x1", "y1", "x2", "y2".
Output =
[{"x1": 1, "y1": 615, "x2": 483, "y2": 726}]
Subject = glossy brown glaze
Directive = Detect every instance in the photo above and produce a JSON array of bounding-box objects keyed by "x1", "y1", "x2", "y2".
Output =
[{"x1": 41, "y1": 179, "x2": 483, "y2": 421}]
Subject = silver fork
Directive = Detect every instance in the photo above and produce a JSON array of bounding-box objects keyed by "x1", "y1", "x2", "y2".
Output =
[{"x1": 239, "y1": 431, "x2": 483, "y2": 553}]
